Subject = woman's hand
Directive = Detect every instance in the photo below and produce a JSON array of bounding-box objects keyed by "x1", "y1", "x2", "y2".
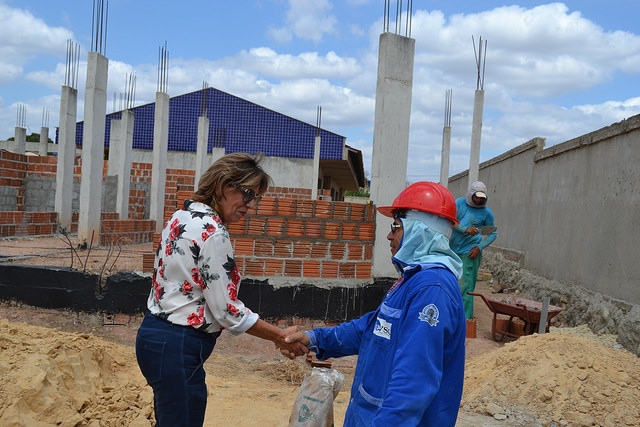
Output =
[
  {"x1": 276, "y1": 327, "x2": 309, "y2": 359},
  {"x1": 246, "y1": 320, "x2": 308, "y2": 359}
]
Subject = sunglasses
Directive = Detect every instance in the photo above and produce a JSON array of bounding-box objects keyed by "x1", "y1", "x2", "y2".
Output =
[
  {"x1": 390, "y1": 223, "x2": 403, "y2": 233},
  {"x1": 236, "y1": 186, "x2": 262, "y2": 204}
]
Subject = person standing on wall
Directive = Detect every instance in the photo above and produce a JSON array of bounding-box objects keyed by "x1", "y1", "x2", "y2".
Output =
[
  {"x1": 282, "y1": 181, "x2": 466, "y2": 426},
  {"x1": 135, "y1": 153, "x2": 308, "y2": 426},
  {"x1": 449, "y1": 180, "x2": 498, "y2": 320}
]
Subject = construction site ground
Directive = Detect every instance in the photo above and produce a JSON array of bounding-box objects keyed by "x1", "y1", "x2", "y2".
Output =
[{"x1": 0, "y1": 236, "x2": 637, "y2": 426}]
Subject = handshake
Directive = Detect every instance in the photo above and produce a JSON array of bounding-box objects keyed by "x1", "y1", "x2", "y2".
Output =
[{"x1": 275, "y1": 327, "x2": 312, "y2": 360}]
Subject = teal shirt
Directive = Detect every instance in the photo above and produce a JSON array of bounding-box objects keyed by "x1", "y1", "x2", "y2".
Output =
[{"x1": 449, "y1": 197, "x2": 497, "y2": 255}]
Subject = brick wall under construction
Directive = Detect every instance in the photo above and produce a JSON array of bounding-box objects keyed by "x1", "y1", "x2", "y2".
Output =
[{"x1": 0, "y1": 152, "x2": 376, "y2": 280}]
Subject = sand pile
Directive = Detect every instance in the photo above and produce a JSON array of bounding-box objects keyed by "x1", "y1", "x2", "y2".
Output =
[
  {"x1": 0, "y1": 318, "x2": 154, "y2": 427},
  {"x1": 462, "y1": 332, "x2": 639, "y2": 426}
]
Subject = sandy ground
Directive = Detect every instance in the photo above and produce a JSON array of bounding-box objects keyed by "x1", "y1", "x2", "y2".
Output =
[{"x1": 1, "y1": 237, "x2": 638, "y2": 426}]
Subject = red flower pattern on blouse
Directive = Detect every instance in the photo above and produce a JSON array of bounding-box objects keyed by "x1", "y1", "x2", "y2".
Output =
[
  {"x1": 231, "y1": 266, "x2": 241, "y2": 286},
  {"x1": 187, "y1": 311, "x2": 202, "y2": 326},
  {"x1": 226, "y1": 304, "x2": 239, "y2": 317},
  {"x1": 191, "y1": 268, "x2": 204, "y2": 289},
  {"x1": 181, "y1": 281, "x2": 193, "y2": 295},
  {"x1": 227, "y1": 282, "x2": 238, "y2": 301}
]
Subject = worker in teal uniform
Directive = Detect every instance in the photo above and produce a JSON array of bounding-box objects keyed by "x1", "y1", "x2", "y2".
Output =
[{"x1": 449, "y1": 181, "x2": 497, "y2": 319}]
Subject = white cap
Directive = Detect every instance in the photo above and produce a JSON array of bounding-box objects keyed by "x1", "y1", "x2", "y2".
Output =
[{"x1": 475, "y1": 191, "x2": 487, "y2": 198}]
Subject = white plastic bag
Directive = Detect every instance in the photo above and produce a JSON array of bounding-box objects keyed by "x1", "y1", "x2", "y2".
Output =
[{"x1": 288, "y1": 367, "x2": 345, "y2": 427}]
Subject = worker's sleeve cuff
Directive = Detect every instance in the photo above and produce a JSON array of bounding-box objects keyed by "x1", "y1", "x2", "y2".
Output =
[{"x1": 305, "y1": 330, "x2": 319, "y2": 353}]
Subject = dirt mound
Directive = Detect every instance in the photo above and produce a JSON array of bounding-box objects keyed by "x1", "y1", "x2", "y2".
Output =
[
  {"x1": 0, "y1": 318, "x2": 154, "y2": 426},
  {"x1": 462, "y1": 332, "x2": 639, "y2": 426}
]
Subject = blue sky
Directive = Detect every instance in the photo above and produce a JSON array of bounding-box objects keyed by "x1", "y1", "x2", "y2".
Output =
[{"x1": 1, "y1": 0, "x2": 639, "y2": 183}]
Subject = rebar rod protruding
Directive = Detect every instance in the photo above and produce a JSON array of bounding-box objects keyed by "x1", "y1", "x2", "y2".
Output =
[
  {"x1": 42, "y1": 108, "x2": 50, "y2": 128},
  {"x1": 156, "y1": 42, "x2": 169, "y2": 93},
  {"x1": 472, "y1": 35, "x2": 488, "y2": 90},
  {"x1": 91, "y1": 0, "x2": 108, "y2": 54},
  {"x1": 383, "y1": 0, "x2": 412, "y2": 37},
  {"x1": 444, "y1": 89, "x2": 452, "y2": 127},
  {"x1": 16, "y1": 104, "x2": 27, "y2": 128},
  {"x1": 201, "y1": 81, "x2": 209, "y2": 118},
  {"x1": 316, "y1": 106, "x2": 322, "y2": 137}
]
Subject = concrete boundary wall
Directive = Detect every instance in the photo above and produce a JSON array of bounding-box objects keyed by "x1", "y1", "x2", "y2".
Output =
[{"x1": 448, "y1": 113, "x2": 640, "y2": 304}]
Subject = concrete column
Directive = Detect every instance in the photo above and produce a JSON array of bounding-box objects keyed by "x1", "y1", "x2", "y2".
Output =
[
  {"x1": 370, "y1": 32, "x2": 415, "y2": 278},
  {"x1": 108, "y1": 110, "x2": 134, "y2": 218},
  {"x1": 311, "y1": 134, "x2": 321, "y2": 199},
  {"x1": 211, "y1": 147, "x2": 225, "y2": 168},
  {"x1": 150, "y1": 92, "x2": 170, "y2": 231},
  {"x1": 468, "y1": 89, "x2": 484, "y2": 185},
  {"x1": 78, "y1": 52, "x2": 108, "y2": 247},
  {"x1": 440, "y1": 126, "x2": 451, "y2": 188},
  {"x1": 14, "y1": 127, "x2": 26, "y2": 155},
  {"x1": 55, "y1": 85, "x2": 77, "y2": 231},
  {"x1": 194, "y1": 116, "x2": 210, "y2": 187},
  {"x1": 39, "y1": 127, "x2": 49, "y2": 156}
]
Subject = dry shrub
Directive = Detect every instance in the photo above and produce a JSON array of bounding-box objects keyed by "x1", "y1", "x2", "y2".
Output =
[{"x1": 259, "y1": 359, "x2": 311, "y2": 386}]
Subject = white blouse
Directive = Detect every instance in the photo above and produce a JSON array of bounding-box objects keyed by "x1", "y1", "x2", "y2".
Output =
[{"x1": 147, "y1": 200, "x2": 259, "y2": 335}]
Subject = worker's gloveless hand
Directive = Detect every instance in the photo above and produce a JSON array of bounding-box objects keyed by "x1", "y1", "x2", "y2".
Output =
[
  {"x1": 280, "y1": 331, "x2": 311, "y2": 359},
  {"x1": 468, "y1": 246, "x2": 480, "y2": 259},
  {"x1": 465, "y1": 227, "x2": 480, "y2": 235},
  {"x1": 274, "y1": 327, "x2": 309, "y2": 359}
]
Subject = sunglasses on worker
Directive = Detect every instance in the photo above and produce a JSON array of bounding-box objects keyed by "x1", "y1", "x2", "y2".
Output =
[
  {"x1": 390, "y1": 223, "x2": 403, "y2": 233},
  {"x1": 235, "y1": 186, "x2": 262, "y2": 204}
]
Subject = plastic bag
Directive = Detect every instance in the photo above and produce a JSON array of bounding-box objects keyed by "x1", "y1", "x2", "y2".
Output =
[{"x1": 288, "y1": 367, "x2": 345, "y2": 427}]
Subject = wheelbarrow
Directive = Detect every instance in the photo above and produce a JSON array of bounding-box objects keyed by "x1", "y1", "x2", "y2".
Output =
[{"x1": 468, "y1": 292, "x2": 564, "y2": 341}]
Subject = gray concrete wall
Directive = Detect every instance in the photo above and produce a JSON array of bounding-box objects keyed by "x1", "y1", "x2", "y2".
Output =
[
  {"x1": 130, "y1": 149, "x2": 316, "y2": 190},
  {"x1": 448, "y1": 114, "x2": 640, "y2": 307},
  {"x1": 0, "y1": 145, "x2": 317, "y2": 192},
  {"x1": 21, "y1": 176, "x2": 120, "y2": 214},
  {"x1": 0, "y1": 186, "x2": 18, "y2": 211}
]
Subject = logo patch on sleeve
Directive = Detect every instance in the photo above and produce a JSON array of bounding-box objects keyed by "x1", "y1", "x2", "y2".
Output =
[
  {"x1": 418, "y1": 304, "x2": 439, "y2": 326},
  {"x1": 373, "y1": 317, "x2": 392, "y2": 339}
]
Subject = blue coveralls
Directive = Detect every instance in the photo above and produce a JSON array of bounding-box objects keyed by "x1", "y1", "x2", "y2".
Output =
[{"x1": 308, "y1": 263, "x2": 466, "y2": 426}]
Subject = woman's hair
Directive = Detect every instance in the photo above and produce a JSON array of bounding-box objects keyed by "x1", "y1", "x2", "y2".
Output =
[{"x1": 193, "y1": 152, "x2": 272, "y2": 212}]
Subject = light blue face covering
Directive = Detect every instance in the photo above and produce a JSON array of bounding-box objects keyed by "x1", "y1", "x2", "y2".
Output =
[{"x1": 392, "y1": 210, "x2": 463, "y2": 279}]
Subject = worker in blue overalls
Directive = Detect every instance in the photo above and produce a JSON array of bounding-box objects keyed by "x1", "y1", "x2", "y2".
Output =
[{"x1": 282, "y1": 181, "x2": 466, "y2": 426}]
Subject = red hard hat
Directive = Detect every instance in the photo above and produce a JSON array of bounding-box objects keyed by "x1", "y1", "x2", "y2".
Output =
[{"x1": 377, "y1": 181, "x2": 459, "y2": 226}]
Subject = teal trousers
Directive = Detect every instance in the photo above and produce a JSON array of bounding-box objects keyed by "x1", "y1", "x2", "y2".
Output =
[{"x1": 458, "y1": 252, "x2": 482, "y2": 319}]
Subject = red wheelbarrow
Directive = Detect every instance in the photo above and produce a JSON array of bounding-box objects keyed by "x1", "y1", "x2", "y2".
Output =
[{"x1": 468, "y1": 292, "x2": 564, "y2": 341}]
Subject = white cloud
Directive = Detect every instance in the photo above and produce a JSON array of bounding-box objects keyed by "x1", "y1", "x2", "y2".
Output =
[
  {"x1": 231, "y1": 48, "x2": 361, "y2": 79},
  {"x1": 269, "y1": 0, "x2": 338, "y2": 44},
  {"x1": 0, "y1": 3, "x2": 72, "y2": 65}
]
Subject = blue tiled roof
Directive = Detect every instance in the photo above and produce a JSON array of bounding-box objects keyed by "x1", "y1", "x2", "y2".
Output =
[{"x1": 72, "y1": 87, "x2": 345, "y2": 161}]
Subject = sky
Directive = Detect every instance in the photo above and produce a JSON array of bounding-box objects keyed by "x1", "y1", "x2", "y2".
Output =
[{"x1": 1, "y1": 0, "x2": 639, "y2": 183}]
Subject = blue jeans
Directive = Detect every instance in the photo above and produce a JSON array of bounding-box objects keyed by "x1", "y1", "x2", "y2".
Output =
[{"x1": 135, "y1": 312, "x2": 219, "y2": 426}]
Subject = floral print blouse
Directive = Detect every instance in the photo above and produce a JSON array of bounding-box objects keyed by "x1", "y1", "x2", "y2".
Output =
[{"x1": 147, "y1": 200, "x2": 259, "y2": 335}]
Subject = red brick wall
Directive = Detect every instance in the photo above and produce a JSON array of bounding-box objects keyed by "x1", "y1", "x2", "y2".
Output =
[
  {"x1": 226, "y1": 197, "x2": 375, "y2": 280},
  {"x1": 0, "y1": 150, "x2": 27, "y2": 211}
]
